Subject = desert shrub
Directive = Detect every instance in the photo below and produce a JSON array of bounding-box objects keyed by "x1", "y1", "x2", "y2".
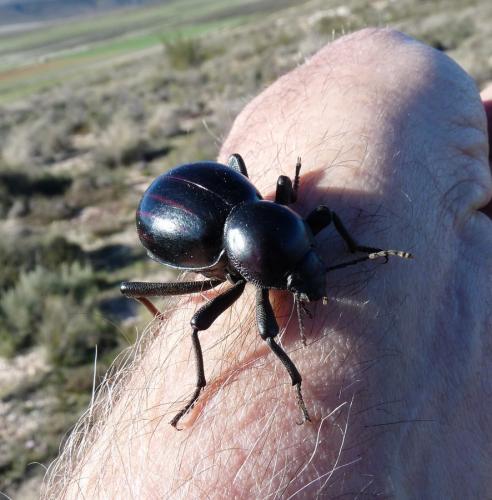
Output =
[
  {"x1": 0, "y1": 263, "x2": 94, "y2": 350},
  {"x1": 0, "y1": 170, "x2": 72, "y2": 197},
  {"x1": 93, "y1": 119, "x2": 150, "y2": 168},
  {"x1": 41, "y1": 236, "x2": 86, "y2": 270},
  {"x1": 146, "y1": 105, "x2": 183, "y2": 140},
  {"x1": 0, "y1": 183, "x2": 11, "y2": 217},
  {"x1": 33, "y1": 123, "x2": 75, "y2": 163},
  {"x1": 0, "y1": 171, "x2": 31, "y2": 196},
  {"x1": 0, "y1": 236, "x2": 86, "y2": 291},
  {"x1": 2, "y1": 120, "x2": 74, "y2": 167},
  {"x1": 65, "y1": 169, "x2": 133, "y2": 214},
  {"x1": 0, "y1": 241, "x2": 30, "y2": 291},
  {"x1": 28, "y1": 196, "x2": 75, "y2": 223},
  {"x1": 316, "y1": 14, "x2": 349, "y2": 35},
  {"x1": 30, "y1": 174, "x2": 72, "y2": 196},
  {"x1": 164, "y1": 130, "x2": 219, "y2": 167},
  {"x1": 416, "y1": 17, "x2": 475, "y2": 51},
  {"x1": 0, "y1": 173, "x2": 73, "y2": 221},
  {"x1": 163, "y1": 37, "x2": 207, "y2": 70},
  {"x1": 65, "y1": 174, "x2": 108, "y2": 209},
  {"x1": 39, "y1": 294, "x2": 117, "y2": 367},
  {"x1": 0, "y1": 263, "x2": 116, "y2": 364},
  {"x1": 0, "y1": 93, "x2": 94, "y2": 167}
]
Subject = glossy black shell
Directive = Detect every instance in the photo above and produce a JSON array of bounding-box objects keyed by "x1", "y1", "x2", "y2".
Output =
[
  {"x1": 136, "y1": 162, "x2": 261, "y2": 270},
  {"x1": 224, "y1": 201, "x2": 314, "y2": 288}
]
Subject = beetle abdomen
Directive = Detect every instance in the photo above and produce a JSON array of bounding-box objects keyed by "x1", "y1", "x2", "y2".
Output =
[
  {"x1": 167, "y1": 162, "x2": 261, "y2": 205},
  {"x1": 137, "y1": 162, "x2": 260, "y2": 270}
]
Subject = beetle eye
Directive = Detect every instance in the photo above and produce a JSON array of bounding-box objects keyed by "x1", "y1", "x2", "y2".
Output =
[
  {"x1": 286, "y1": 273, "x2": 306, "y2": 299},
  {"x1": 286, "y1": 273, "x2": 296, "y2": 291}
]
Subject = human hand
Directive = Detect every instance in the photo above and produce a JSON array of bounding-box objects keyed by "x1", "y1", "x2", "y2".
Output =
[{"x1": 46, "y1": 29, "x2": 492, "y2": 498}]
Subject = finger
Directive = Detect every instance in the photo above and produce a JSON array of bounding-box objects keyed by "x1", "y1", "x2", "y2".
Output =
[{"x1": 480, "y1": 83, "x2": 492, "y2": 217}]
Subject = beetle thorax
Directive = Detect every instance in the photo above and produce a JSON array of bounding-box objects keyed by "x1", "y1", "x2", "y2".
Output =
[{"x1": 223, "y1": 200, "x2": 314, "y2": 289}]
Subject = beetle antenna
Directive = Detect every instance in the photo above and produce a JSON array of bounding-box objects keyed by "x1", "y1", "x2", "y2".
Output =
[
  {"x1": 293, "y1": 156, "x2": 302, "y2": 197},
  {"x1": 294, "y1": 293, "x2": 307, "y2": 346},
  {"x1": 294, "y1": 293, "x2": 313, "y2": 346},
  {"x1": 368, "y1": 249, "x2": 413, "y2": 260}
]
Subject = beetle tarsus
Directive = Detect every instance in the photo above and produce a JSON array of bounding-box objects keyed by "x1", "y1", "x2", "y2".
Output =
[
  {"x1": 368, "y1": 250, "x2": 413, "y2": 260},
  {"x1": 264, "y1": 336, "x2": 311, "y2": 424},
  {"x1": 295, "y1": 383, "x2": 311, "y2": 424},
  {"x1": 170, "y1": 385, "x2": 204, "y2": 430},
  {"x1": 170, "y1": 327, "x2": 206, "y2": 429}
]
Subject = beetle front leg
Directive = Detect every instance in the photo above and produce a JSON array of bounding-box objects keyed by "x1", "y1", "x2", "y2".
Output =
[
  {"x1": 275, "y1": 175, "x2": 295, "y2": 205},
  {"x1": 305, "y1": 206, "x2": 381, "y2": 253},
  {"x1": 256, "y1": 288, "x2": 311, "y2": 424},
  {"x1": 228, "y1": 153, "x2": 249, "y2": 177},
  {"x1": 305, "y1": 207, "x2": 412, "y2": 274},
  {"x1": 320, "y1": 211, "x2": 412, "y2": 271},
  {"x1": 170, "y1": 280, "x2": 246, "y2": 429},
  {"x1": 330, "y1": 211, "x2": 412, "y2": 261},
  {"x1": 275, "y1": 157, "x2": 302, "y2": 205},
  {"x1": 331, "y1": 211, "x2": 383, "y2": 254},
  {"x1": 305, "y1": 205, "x2": 332, "y2": 235}
]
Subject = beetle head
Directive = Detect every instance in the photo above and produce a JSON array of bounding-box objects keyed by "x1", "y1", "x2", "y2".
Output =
[{"x1": 286, "y1": 250, "x2": 326, "y2": 302}]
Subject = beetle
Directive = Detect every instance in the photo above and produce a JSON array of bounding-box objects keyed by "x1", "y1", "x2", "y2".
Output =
[{"x1": 121, "y1": 154, "x2": 411, "y2": 429}]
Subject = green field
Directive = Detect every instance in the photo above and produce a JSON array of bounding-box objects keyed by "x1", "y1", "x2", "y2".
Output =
[{"x1": 0, "y1": 0, "x2": 300, "y2": 103}]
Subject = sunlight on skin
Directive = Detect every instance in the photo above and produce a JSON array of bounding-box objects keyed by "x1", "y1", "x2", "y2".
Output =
[{"x1": 47, "y1": 29, "x2": 492, "y2": 498}]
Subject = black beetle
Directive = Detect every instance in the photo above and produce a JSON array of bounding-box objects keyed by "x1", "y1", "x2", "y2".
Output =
[{"x1": 121, "y1": 154, "x2": 411, "y2": 429}]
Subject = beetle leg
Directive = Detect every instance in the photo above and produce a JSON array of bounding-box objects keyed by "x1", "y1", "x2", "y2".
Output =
[
  {"x1": 331, "y1": 211, "x2": 413, "y2": 260},
  {"x1": 256, "y1": 288, "x2": 311, "y2": 424},
  {"x1": 275, "y1": 175, "x2": 294, "y2": 205},
  {"x1": 304, "y1": 208, "x2": 412, "y2": 267},
  {"x1": 306, "y1": 206, "x2": 377, "y2": 248},
  {"x1": 170, "y1": 280, "x2": 246, "y2": 429},
  {"x1": 331, "y1": 211, "x2": 384, "y2": 254},
  {"x1": 120, "y1": 279, "x2": 224, "y2": 317},
  {"x1": 228, "y1": 153, "x2": 249, "y2": 177},
  {"x1": 275, "y1": 157, "x2": 302, "y2": 205},
  {"x1": 292, "y1": 156, "x2": 301, "y2": 201},
  {"x1": 305, "y1": 205, "x2": 332, "y2": 235}
]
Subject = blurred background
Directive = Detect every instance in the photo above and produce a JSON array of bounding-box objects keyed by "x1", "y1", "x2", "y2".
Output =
[{"x1": 0, "y1": 0, "x2": 490, "y2": 497}]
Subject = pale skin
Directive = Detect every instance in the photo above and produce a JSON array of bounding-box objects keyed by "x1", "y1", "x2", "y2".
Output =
[{"x1": 44, "y1": 29, "x2": 492, "y2": 498}]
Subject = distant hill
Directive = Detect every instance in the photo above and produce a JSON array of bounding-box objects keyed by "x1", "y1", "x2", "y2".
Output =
[{"x1": 0, "y1": 0, "x2": 162, "y2": 25}]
